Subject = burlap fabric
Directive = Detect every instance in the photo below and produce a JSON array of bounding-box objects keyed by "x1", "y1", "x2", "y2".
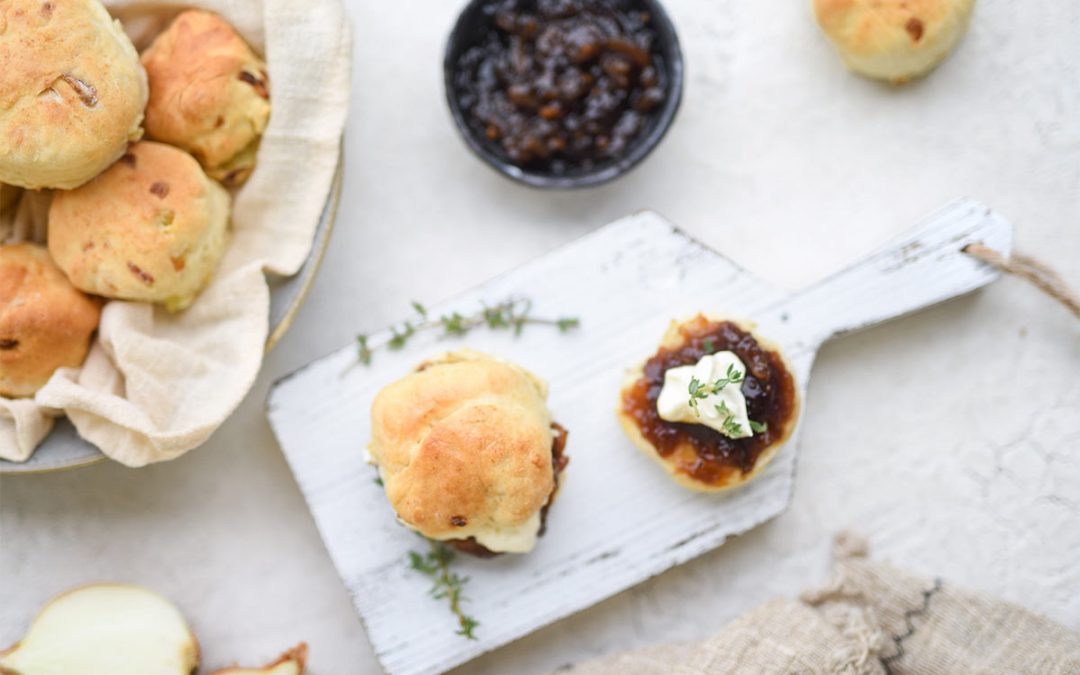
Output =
[{"x1": 562, "y1": 534, "x2": 1080, "y2": 674}]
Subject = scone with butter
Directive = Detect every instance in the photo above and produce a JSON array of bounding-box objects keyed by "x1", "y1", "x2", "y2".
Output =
[
  {"x1": 0, "y1": 0, "x2": 147, "y2": 189},
  {"x1": 370, "y1": 350, "x2": 569, "y2": 557},
  {"x1": 618, "y1": 315, "x2": 799, "y2": 492},
  {"x1": 813, "y1": 0, "x2": 976, "y2": 84},
  {"x1": 141, "y1": 10, "x2": 272, "y2": 188},
  {"x1": 0, "y1": 243, "x2": 102, "y2": 399},
  {"x1": 48, "y1": 141, "x2": 230, "y2": 312}
]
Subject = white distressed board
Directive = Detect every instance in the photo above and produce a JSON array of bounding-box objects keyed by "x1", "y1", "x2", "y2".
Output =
[{"x1": 267, "y1": 199, "x2": 1011, "y2": 675}]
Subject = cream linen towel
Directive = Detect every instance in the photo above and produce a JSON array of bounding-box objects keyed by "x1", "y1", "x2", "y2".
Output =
[
  {"x1": 562, "y1": 534, "x2": 1080, "y2": 674},
  {"x1": 0, "y1": 0, "x2": 351, "y2": 465}
]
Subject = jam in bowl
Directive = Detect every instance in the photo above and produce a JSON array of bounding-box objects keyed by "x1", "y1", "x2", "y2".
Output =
[{"x1": 445, "y1": 0, "x2": 684, "y2": 189}]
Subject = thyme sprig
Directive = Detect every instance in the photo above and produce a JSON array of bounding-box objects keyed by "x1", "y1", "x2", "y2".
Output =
[
  {"x1": 690, "y1": 367, "x2": 768, "y2": 437},
  {"x1": 357, "y1": 297, "x2": 579, "y2": 365},
  {"x1": 408, "y1": 540, "x2": 479, "y2": 640},
  {"x1": 714, "y1": 401, "x2": 744, "y2": 437},
  {"x1": 687, "y1": 364, "x2": 744, "y2": 415}
]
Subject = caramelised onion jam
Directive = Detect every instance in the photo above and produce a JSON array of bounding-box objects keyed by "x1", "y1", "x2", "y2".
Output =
[
  {"x1": 621, "y1": 317, "x2": 798, "y2": 487},
  {"x1": 453, "y1": 0, "x2": 668, "y2": 173}
]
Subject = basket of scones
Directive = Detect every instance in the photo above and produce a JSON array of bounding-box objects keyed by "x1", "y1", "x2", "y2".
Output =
[{"x1": 0, "y1": 0, "x2": 351, "y2": 468}]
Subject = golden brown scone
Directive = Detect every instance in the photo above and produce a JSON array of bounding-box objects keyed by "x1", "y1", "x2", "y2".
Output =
[
  {"x1": 813, "y1": 0, "x2": 975, "y2": 84},
  {"x1": 0, "y1": 243, "x2": 101, "y2": 398},
  {"x1": 618, "y1": 315, "x2": 800, "y2": 493},
  {"x1": 370, "y1": 350, "x2": 565, "y2": 555},
  {"x1": 0, "y1": 0, "x2": 147, "y2": 189},
  {"x1": 48, "y1": 141, "x2": 230, "y2": 312},
  {"x1": 140, "y1": 10, "x2": 271, "y2": 188}
]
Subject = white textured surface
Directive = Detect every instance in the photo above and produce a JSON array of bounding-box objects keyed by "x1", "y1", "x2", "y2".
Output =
[{"x1": 1, "y1": 0, "x2": 1078, "y2": 673}]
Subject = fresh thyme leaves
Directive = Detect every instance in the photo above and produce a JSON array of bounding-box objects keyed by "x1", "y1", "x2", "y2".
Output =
[
  {"x1": 688, "y1": 366, "x2": 767, "y2": 438},
  {"x1": 373, "y1": 476, "x2": 384, "y2": 487},
  {"x1": 702, "y1": 337, "x2": 716, "y2": 354},
  {"x1": 357, "y1": 334, "x2": 372, "y2": 365},
  {"x1": 711, "y1": 400, "x2": 744, "y2": 437},
  {"x1": 408, "y1": 540, "x2": 479, "y2": 640},
  {"x1": 388, "y1": 322, "x2": 415, "y2": 350},
  {"x1": 687, "y1": 364, "x2": 745, "y2": 415},
  {"x1": 356, "y1": 297, "x2": 580, "y2": 365},
  {"x1": 721, "y1": 415, "x2": 744, "y2": 437}
]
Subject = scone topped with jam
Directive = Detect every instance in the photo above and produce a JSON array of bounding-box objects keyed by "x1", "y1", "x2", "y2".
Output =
[
  {"x1": 619, "y1": 315, "x2": 799, "y2": 492},
  {"x1": 369, "y1": 350, "x2": 568, "y2": 557}
]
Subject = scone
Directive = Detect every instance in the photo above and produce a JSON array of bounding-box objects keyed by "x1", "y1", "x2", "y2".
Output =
[
  {"x1": 618, "y1": 315, "x2": 799, "y2": 492},
  {"x1": 141, "y1": 10, "x2": 272, "y2": 188},
  {"x1": 0, "y1": 243, "x2": 102, "y2": 398},
  {"x1": 813, "y1": 0, "x2": 976, "y2": 84},
  {"x1": 369, "y1": 350, "x2": 569, "y2": 557},
  {"x1": 48, "y1": 141, "x2": 230, "y2": 312},
  {"x1": 0, "y1": 0, "x2": 147, "y2": 189}
]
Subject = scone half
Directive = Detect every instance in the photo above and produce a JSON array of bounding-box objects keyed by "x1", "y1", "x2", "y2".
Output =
[
  {"x1": 369, "y1": 350, "x2": 569, "y2": 557},
  {"x1": 618, "y1": 314, "x2": 800, "y2": 493}
]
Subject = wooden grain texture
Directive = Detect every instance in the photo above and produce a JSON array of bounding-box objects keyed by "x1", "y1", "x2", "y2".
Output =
[{"x1": 267, "y1": 199, "x2": 1010, "y2": 675}]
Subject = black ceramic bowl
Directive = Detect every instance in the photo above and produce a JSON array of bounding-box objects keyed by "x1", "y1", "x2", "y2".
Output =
[{"x1": 444, "y1": 0, "x2": 684, "y2": 189}]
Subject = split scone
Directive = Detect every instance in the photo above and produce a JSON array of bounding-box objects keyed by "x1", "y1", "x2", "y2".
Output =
[
  {"x1": 369, "y1": 350, "x2": 569, "y2": 557},
  {"x1": 813, "y1": 0, "x2": 976, "y2": 84},
  {"x1": 0, "y1": 0, "x2": 147, "y2": 189},
  {"x1": 141, "y1": 10, "x2": 272, "y2": 188},
  {"x1": 618, "y1": 315, "x2": 799, "y2": 492},
  {"x1": 0, "y1": 243, "x2": 102, "y2": 398},
  {"x1": 48, "y1": 141, "x2": 230, "y2": 312}
]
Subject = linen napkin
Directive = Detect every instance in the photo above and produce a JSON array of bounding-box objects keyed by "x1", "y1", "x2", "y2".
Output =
[{"x1": 0, "y1": 0, "x2": 352, "y2": 465}]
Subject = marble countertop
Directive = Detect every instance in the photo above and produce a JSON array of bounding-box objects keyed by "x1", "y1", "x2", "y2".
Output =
[{"x1": 2, "y1": 1, "x2": 1077, "y2": 673}]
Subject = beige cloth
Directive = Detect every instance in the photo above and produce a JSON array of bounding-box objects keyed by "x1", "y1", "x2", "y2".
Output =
[
  {"x1": 0, "y1": 0, "x2": 351, "y2": 465},
  {"x1": 564, "y1": 534, "x2": 1080, "y2": 675}
]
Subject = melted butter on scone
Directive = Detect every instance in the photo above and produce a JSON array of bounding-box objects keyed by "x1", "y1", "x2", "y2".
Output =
[
  {"x1": 656, "y1": 352, "x2": 753, "y2": 439},
  {"x1": 393, "y1": 511, "x2": 542, "y2": 554}
]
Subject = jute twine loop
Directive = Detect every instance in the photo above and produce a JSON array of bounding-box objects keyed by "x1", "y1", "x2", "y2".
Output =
[{"x1": 963, "y1": 244, "x2": 1080, "y2": 320}]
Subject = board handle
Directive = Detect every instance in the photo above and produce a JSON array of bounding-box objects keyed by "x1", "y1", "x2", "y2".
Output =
[{"x1": 773, "y1": 199, "x2": 1013, "y2": 349}]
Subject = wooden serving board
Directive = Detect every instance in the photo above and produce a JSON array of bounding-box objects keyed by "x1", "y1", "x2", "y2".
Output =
[{"x1": 267, "y1": 199, "x2": 1011, "y2": 675}]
